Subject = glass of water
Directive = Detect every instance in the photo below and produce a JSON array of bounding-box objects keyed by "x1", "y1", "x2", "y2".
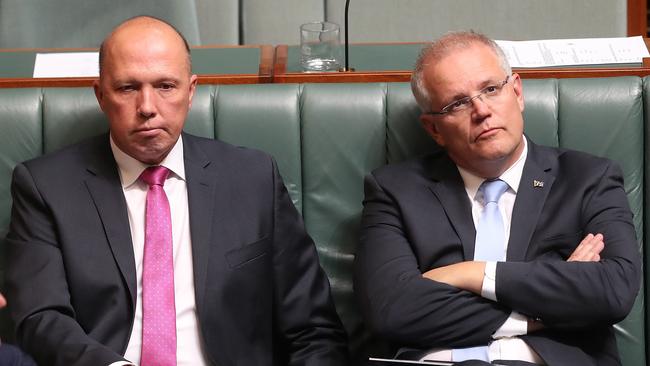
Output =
[{"x1": 300, "y1": 21, "x2": 341, "y2": 72}]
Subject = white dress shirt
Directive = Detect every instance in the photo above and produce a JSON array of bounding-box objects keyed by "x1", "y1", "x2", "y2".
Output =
[
  {"x1": 108, "y1": 137, "x2": 208, "y2": 366},
  {"x1": 422, "y1": 139, "x2": 544, "y2": 364}
]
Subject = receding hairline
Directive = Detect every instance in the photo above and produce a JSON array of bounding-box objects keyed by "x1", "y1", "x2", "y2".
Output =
[
  {"x1": 98, "y1": 15, "x2": 192, "y2": 75},
  {"x1": 410, "y1": 31, "x2": 511, "y2": 112}
]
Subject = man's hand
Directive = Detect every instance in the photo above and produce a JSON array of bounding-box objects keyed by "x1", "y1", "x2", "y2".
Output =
[
  {"x1": 422, "y1": 261, "x2": 486, "y2": 294},
  {"x1": 568, "y1": 233, "x2": 604, "y2": 262}
]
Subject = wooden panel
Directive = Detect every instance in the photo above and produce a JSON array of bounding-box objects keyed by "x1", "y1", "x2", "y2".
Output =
[{"x1": 627, "y1": 0, "x2": 648, "y2": 36}]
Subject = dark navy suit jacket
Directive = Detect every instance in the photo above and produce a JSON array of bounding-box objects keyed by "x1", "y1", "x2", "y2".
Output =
[
  {"x1": 355, "y1": 138, "x2": 640, "y2": 366},
  {"x1": 6, "y1": 133, "x2": 348, "y2": 366}
]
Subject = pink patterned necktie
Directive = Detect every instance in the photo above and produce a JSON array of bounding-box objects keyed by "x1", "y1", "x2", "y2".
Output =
[{"x1": 140, "y1": 166, "x2": 176, "y2": 366}]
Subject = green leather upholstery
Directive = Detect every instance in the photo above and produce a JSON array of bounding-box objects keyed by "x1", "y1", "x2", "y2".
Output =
[
  {"x1": 385, "y1": 82, "x2": 440, "y2": 163},
  {"x1": 527, "y1": 78, "x2": 645, "y2": 366},
  {"x1": 0, "y1": 79, "x2": 646, "y2": 365},
  {"x1": 42, "y1": 88, "x2": 108, "y2": 153},
  {"x1": 300, "y1": 83, "x2": 390, "y2": 358},
  {"x1": 185, "y1": 85, "x2": 215, "y2": 139},
  {"x1": 215, "y1": 84, "x2": 304, "y2": 211}
]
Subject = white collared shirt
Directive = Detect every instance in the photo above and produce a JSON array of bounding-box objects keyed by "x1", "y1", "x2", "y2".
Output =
[{"x1": 108, "y1": 136, "x2": 208, "y2": 366}]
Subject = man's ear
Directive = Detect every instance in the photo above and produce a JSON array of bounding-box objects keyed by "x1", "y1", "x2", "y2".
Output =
[
  {"x1": 420, "y1": 113, "x2": 445, "y2": 147},
  {"x1": 187, "y1": 74, "x2": 198, "y2": 108},
  {"x1": 93, "y1": 80, "x2": 105, "y2": 112},
  {"x1": 511, "y1": 73, "x2": 525, "y2": 112}
]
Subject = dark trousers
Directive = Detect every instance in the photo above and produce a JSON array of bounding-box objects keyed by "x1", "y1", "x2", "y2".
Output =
[{"x1": 0, "y1": 344, "x2": 37, "y2": 366}]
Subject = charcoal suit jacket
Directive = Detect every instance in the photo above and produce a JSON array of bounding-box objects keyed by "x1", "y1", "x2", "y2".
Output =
[
  {"x1": 354, "y1": 138, "x2": 641, "y2": 366},
  {"x1": 6, "y1": 133, "x2": 348, "y2": 366}
]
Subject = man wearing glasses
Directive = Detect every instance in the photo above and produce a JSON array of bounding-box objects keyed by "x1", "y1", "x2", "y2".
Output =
[{"x1": 354, "y1": 31, "x2": 640, "y2": 365}]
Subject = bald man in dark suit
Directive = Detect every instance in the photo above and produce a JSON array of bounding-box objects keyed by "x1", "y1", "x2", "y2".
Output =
[{"x1": 6, "y1": 16, "x2": 348, "y2": 366}]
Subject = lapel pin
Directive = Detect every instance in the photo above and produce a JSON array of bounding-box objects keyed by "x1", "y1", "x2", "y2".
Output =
[{"x1": 533, "y1": 180, "x2": 544, "y2": 188}]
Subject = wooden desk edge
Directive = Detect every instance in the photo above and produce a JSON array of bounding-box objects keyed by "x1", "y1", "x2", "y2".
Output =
[
  {"x1": 274, "y1": 45, "x2": 289, "y2": 76},
  {"x1": 0, "y1": 77, "x2": 98, "y2": 88},
  {"x1": 274, "y1": 67, "x2": 650, "y2": 83},
  {"x1": 258, "y1": 45, "x2": 274, "y2": 83}
]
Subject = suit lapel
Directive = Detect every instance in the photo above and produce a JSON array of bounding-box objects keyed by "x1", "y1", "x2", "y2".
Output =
[
  {"x1": 508, "y1": 140, "x2": 556, "y2": 261},
  {"x1": 83, "y1": 134, "x2": 221, "y2": 339},
  {"x1": 182, "y1": 134, "x2": 217, "y2": 311},
  {"x1": 426, "y1": 156, "x2": 476, "y2": 260},
  {"x1": 83, "y1": 137, "x2": 137, "y2": 307}
]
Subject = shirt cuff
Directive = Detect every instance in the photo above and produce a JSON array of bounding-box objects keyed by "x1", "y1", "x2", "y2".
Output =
[
  {"x1": 480, "y1": 261, "x2": 497, "y2": 301},
  {"x1": 108, "y1": 361, "x2": 136, "y2": 366},
  {"x1": 492, "y1": 311, "x2": 529, "y2": 338}
]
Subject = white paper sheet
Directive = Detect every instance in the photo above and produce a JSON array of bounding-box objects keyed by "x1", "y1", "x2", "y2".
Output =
[
  {"x1": 33, "y1": 52, "x2": 99, "y2": 78},
  {"x1": 496, "y1": 36, "x2": 650, "y2": 68}
]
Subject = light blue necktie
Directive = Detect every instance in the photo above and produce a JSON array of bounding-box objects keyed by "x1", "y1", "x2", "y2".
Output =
[
  {"x1": 452, "y1": 179, "x2": 508, "y2": 362},
  {"x1": 473, "y1": 179, "x2": 509, "y2": 262}
]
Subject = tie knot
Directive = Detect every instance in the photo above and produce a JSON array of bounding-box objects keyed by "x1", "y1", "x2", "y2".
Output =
[
  {"x1": 140, "y1": 166, "x2": 170, "y2": 187},
  {"x1": 480, "y1": 179, "x2": 508, "y2": 204}
]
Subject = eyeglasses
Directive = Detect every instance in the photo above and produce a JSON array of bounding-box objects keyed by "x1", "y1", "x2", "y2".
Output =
[{"x1": 427, "y1": 75, "x2": 511, "y2": 115}]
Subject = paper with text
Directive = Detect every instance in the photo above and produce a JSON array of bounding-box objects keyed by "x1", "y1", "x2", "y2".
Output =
[
  {"x1": 496, "y1": 36, "x2": 650, "y2": 68},
  {"x1": 33, "y1": 52, "x2": 99, "y2": 78}
]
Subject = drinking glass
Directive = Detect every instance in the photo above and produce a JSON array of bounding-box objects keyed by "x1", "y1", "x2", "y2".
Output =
[{"x1": 300, "y1": 21, "x2": 341, "y2": 72}]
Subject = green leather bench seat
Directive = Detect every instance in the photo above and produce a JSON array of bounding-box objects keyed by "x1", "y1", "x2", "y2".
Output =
[{"x1": 0, "y1": 78, "x2": 646, "y2": 365}]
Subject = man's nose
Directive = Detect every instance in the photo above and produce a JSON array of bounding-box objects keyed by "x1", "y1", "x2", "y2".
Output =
[
  {"x1": 137, "y1": 87, "x2": 156, "y2": 118},
  {"x1": 471, "y1": 94, "x2": 491, "y2": 118}
]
